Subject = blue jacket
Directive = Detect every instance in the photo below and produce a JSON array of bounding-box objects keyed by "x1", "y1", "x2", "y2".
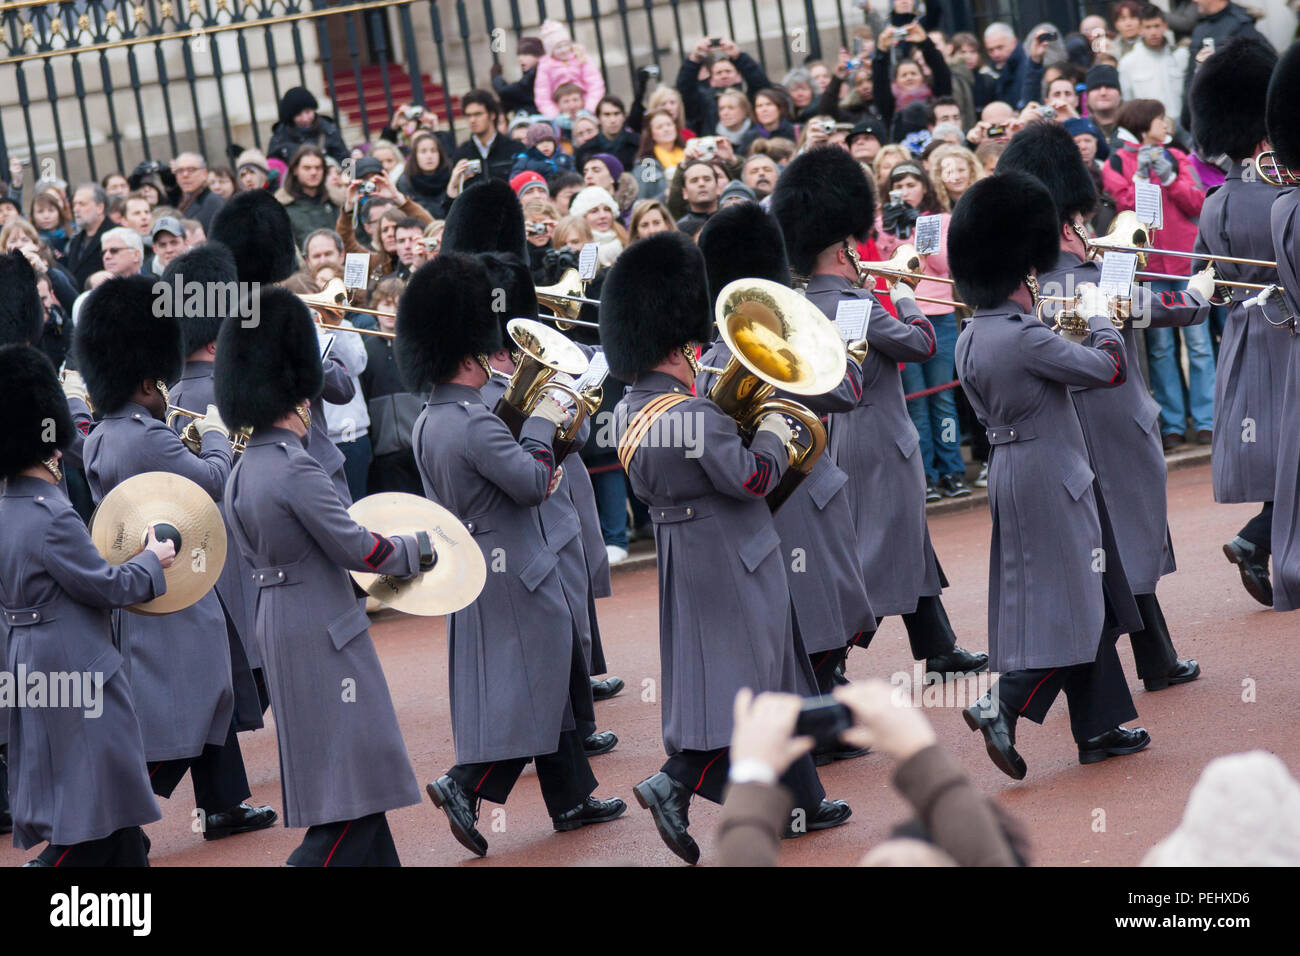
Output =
[{"x1": 992, "y1": 44, "x2": 1029, "y2": 108}]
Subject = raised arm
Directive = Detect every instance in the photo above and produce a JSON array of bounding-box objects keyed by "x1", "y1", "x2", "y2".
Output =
[
  {"x1": 466, "y1": 410, "x2": 559, "y2": 506},
  {"x1": 865, "y1": 298, "x2": 936, "y2": 364},
  {"x1": 696, "y1": 402, "x2": 790, "y2": 502},
  {"x1": 42, "y1": 506, "x2": 165, "y2": 609},
  {"x1": 1021, "y1": 316, "x2": 1126, "y2": 388}
]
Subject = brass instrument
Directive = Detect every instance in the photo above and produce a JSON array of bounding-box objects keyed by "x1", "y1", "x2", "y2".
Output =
[
  {"x1": 1255, "y1": 150, "x2": 1300, "y2": 188},
  {"x1": 165, "y1": 405, "x2": 251, "y2": 457},
  {"x1": 535, "y1": 268, "x2": 602, "y2": 331},
  {"x1": 1085, "y1": 210, "x2": 1277, "y2": 270},
  {"x1": 1035, "y1": 289, "x2": 1127, "y2": 335},
  {"x1": 855, "y1": 243, "x2": 968, "y2": 311},
  {"x1": 493, "y1": 319, "x2": 592, "y2": 460},
  {"x1": 299, "y1": 278, "x2": 399, "y2": 338},
  {"x1": 703, "y1": 279, "x2": 847, "y2": 511}
]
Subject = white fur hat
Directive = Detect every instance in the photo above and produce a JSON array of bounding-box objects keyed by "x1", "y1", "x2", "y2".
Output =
[{"x1": 568, "y1": 185, "x2": 620, "y2": 220}]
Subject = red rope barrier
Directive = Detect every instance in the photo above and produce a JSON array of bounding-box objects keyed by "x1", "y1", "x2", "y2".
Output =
[{"x1": 904, "y1": 379, "x2": 962, "y2": 400}]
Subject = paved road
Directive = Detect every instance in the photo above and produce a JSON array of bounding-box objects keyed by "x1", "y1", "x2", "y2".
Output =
[{"x1": 6, "y1": 461, "x2": 1294, "y2": 867}]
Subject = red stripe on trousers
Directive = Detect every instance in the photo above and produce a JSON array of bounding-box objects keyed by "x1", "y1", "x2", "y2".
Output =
[
  {"x1": 1018, "y1": 669, "x2": 1058, "y2": 713},
  {"x1": 695, "y1": 751, "x2": 726, "y2": 792},
  {"x1": 323, "y1": 821, "x2": 352, "y2": 867}
]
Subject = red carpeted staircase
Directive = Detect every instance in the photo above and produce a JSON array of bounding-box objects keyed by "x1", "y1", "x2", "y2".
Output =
[{"x1": 326, "y1": 63, "x2": 456, "y2": 132}]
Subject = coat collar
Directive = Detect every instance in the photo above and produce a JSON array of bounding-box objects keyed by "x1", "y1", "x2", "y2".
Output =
[
  {"x1": 427, "y1": 382, "x2": 489, "y2": 407},
  {"x1": 247, "y1": 425, "x2": 307, "y2": 448},
  {"x1": 804, "y1": 272, "x2": 857, "y2": 295},
  {"x1": 629, "y1": 370, "x2": 692, "y2": 397},
  {"x1": 102, "y1": 400, "x2": 156, "y2": 421},
  {"x1": 2, "y1": 474, "x2": 66, "y2": 499},
  {"x1": 179, "y1": 359, "x2": 214, "y2": 381}
]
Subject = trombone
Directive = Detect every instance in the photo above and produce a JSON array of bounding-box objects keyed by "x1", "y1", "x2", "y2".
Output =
[
  {"x1": 535, "y1": 268, "x2": 602, "y2": 330},
  {"x1": 1084, "y1": 210, "x2": 1277, "y2": 270},
  {"x1": 1255, "y1": 150, "x2": 1300, "y2": 188},
  {"x1": 855, "y1": 244, "x2": 969, "y2": 311},
  {"x1": 165, "y1": 405, "x2": 251, "y2": 457},
  {"x1": 298, "y1": 279, "x2": 398, "y2": 339}
]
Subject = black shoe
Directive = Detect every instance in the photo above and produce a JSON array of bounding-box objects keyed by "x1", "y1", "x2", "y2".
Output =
[
  {"x1": 632, "y1": 772, "x2": 699, "y2": 864},
  {"x1": 813, "y1": 741, "x2": 870, "y2": 766},
  {"x1": 1223, "y1": 537, "x2": 1273, "y2": 607},
  {"x1": 940, "y1": 473, "x2": 972, "y2": 498},
  {"x1": 785, "y1": 799, "x2": 852, "y2": 838},
  {"x1": 552, "y1": 796, "x2": 627, "y2": 832},
  {"x1": 925, "y1": 646, "x2": 990, "y2": 683},
  {"x1": 1078, "y1": 726, "x2": 1150, "y2": 765},
  {"x1": 925, "y1": 482, "x2": 942, "y2": 503},
  {"x1": 426, "y1": 775, "x2": 488, "y2": 857},
  {"x1": 590, "y1": 676, "x2": 625, "y2": 701},
  {"x1": 1162, "y1": 432, "x2": 1185, "y2": 452},
  {"x1": 1144, "y1": 658, "x2": 1200, "y2": 692},
  {"x1": 583, "y1": 730, "x2": 618, "y2": 756},
  {"x1": 21, "y1": 859, "x2": 50, "y2": 867},
  {"x1": 202, "y1": 803, "x2": 278, "y2": 841},
  {"x1": 963, "y1": 695, "x2": 1026, "y2": 780}
]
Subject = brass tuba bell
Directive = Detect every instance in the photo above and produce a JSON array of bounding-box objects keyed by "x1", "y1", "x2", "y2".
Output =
[
  {"x1": 493, "y1": 319, "x2": 592, "y2": 460},
  {"x1": 706, "y1": 279, "x2": 848, "y2": 511},
  {"x1": 1255, "y1": 150, "x2": 1300, "y2": 188}
]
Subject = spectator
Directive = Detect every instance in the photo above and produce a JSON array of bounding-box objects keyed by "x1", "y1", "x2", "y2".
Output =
[
  {"x1": 1121, "y1": 6, "x2": 1189, "y2": 121},
  {"x1": 34, "y1": 271, "x2": 72, "y2": 370},
  {"x1": 645, "y1": 86, "x2": 697, "y2": 140},
  {"x1": 1044, "y1": 71, "x2": 1083, "y2": 120},
  {"x1": 522, "y1": 196, "x2": 560, "y2": 281},
  {"x1": 127, "y1": 160, "x2": 178, "y2": 207},
  {"x1": 718, "y1": 180, "x2": 756, "y2": 207},
  {"x1": 122, "y1": 190, "x2": 154, "y2": 256},
  {"x1": 2, "y1": 218, "x2": 79, "y2": 313},
  {"x1": 267, "y1": 86, "x2": 349, "y2": 165},
  {"x1": 845, "y1": 118, "x2": 888, "y2": 164},
  {"x1": 549, "y1": 170, "x2": 585, "y2": 215},
  {"x1": 511, "y1": 170, "x2": 551, "y2": 205},
  {"x1": 207, "y1": 165, "x2": 237, "y2": 200},
  {"x1": 973, "y1": 139, "x2": 1006, "y2": 175},
  {"x1": 29, "y1": 189, "x2": 71, "y2": 256},
  {"x1": 818, "y1": 50, "x2": 884, "y2": 126},
  {"x1": 581, "y1": 153, "x2": 637, "y2": 222},
  {"x1": 627, "y1": 199, "x2": 675, "y2": 241},
  {"x1": 510, "y1": 121, "x2": 576, "y2": 182},
  {"x1": 1181, "y1": 0, "x2": 1273, "y2": 130},
  {"x1": 234, "y1": 148, "x2": 276, "y2": 192},
  {"x1": 276, "y1": 144, "x2": 340, "y2": 249},
  {"x1": 568, "y1": 111, "x2": 601, "y2": 154},
  {"x1": 949, "y1": 31, "x2": 998, "y2": 113},
  {"x1": 872, "y1": 143, "x2": 913, "y2": 196},
  {"x1": 302, "y1": 228, "x2": 345, "y2": 275},
  {"x1": 782, "y1": 68, "x2": 820, "y2": 123},
  {"x1": 713, "y1": 91, "x2": 755, "y2": 149},
  {"x1": 932, "y1": 95, "x2": 964, "y2": 130},
  {"x1": 741, "y1": 88, "x2": 798, "y2": 152},
  {"x1": 397, "y1": 130, "x2": 453, "y2": 219},
  {"x1": 1084, "y1": 64, "x2": 1125, "y2": 145},
  {"x1": 337, "y1": 162, "x2": 433, "y2": 283},
  {"x1": 1161, "y1": 0, "x2": 1204, "y2": 38},
  {"x1": 552, "y1": 214, "x2": 593, "y2": 254},
  {"x1": 359, "y1": 274, "x2": 423, "y2": 495},
  {"x1": 391, "y1": 217, "x2": 427, "y2": 279},
  {"x1": 64, "y1": 183, "x2": 112, "y2": 288},
  {"x1": 634, "y1": 108, "x2": 688, "y2": 200},
  {"x1": 451, "y1": 90, "x2": 526, "y2": 182},
  {"x1": 181, "y1": 218, "x2": 205, "y2": 246},
  {"x1": 806, "y1": 59, "x2": 833, "y2": 95},
  {"x1": 741, "y1": 153, "x2": 780, "y2": 198},
  {"x1": 676, "y1": 36, "x2": 773, "y2": 136},
  {"x1": 674, "y1": 160, "x2": 722, "y2": 237},
  {"x1": 927, "y1": 142, "x2": 984, "y2": 208},
  {"x1": 568, "y1": 186, "x2": 626, "y2": 267},
  {"x1": 104, "y1": 194, "x2": 128, "y2": 227},
  {"x1": 99, "y1": 226, "x2": 150, "y2": 279},
  {"x1": 982, "y1": 22, "x2": 1030, "y2": 109},
  {"x1": 533, "y1": 20, "x2": 605, "y2": 117},
  {"x1": 149, "y1": 217, "x2": 188, "y2": 274},
  {"x1": 548, "y1": 82, "x2": 590, "y2": 137},
  {"x1": 101, "y1": 171, "x2": 130, "y2": 198},
  {"x1": 581, "y1": 95, "x2": 641, "y2": 172},
  {"x1": 1113, "y1": 0, "x2": 1146, "y2": 57},
  {"x1": 1103, "y1": 97, "x2": 1211, "y2": 447},
  {"x1": 316, "y1": 305, "x2": 370, "y2": 500},
  {"x1": 1017, "y1": 24, "x2": 1071, "y2": 113},
  {"x1": 371, "y1": 141, "x2": 405, "y2": 177},
  {"x1": 491, "y1": 36, "x2": 543, "y2": 114}
]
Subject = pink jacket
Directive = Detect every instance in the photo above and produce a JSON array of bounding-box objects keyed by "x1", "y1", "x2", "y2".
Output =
[
  {"x1": 1101, "y1": 139, "x2": 1205, "y2": 277},
  {"x1": 874, "y1": 211, "x2": 953, "y2": 316},
  {"x1": 534, "y1": 53, "x2": 606, "y2": 116}
]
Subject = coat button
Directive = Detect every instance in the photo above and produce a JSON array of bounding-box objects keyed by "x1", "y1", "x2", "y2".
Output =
[
  {"x1": 685, "y1": 507, "x2": 693, "y2": 516},
  {"x1": 278, "y1": 442, "x2": 286, "y2": 448},
  {"x1": 1009, "y1": 429, "x2": 1016, "y2": 438},
  {"x1": 277, "y1": 571, "x2": 284, "y2": 580}
]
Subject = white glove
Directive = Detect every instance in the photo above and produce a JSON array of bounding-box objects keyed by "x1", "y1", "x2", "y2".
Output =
[
  {"x1": 62, "y1": 369, "x2": 90, "y2": 405},
  {"x1": 1074, "y1": 283, "x2": 1112, "y2": 323},
  {"x1": 890, "y1": 281, "x2": 916, "y2": 304},
  {"x1": 530, "y1": 395, "x2": 569, "y2": 428},
  {"x1": 1186, "y1": 266, "x2": 1216, "y2": 302},
  {"x1": 546, "y1": 464, "x2": 565, "y2": 498},
  {"x1": 755, "y1": 412, "x2": 794, "y2": 448},
  {"x1": 195, "y1": 403, "x2": 231, "y2": 441}
]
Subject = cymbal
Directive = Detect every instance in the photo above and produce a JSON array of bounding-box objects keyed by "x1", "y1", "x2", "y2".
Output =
[
  {"x1": 89, "y1": 471, "x2": 227, "y2": 616},
  {"x1": 348, "y1": 493, "x2": 486, "y2": 616}
]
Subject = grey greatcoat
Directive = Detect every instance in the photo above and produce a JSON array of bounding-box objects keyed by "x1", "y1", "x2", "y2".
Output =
[
  {"x1": 0, "y1": 477, "x2": 164, "y2": 850},
  {"x1": 1039, "y1": 251, "x2": 1208, "y2": 593},
  {"x1": 695, "y1": 341, "x2": 875, "y2": 653},
  {"x1": 955, "y1": 304, "x2": 1136, "y2": 671},
  {"x1": 224, "y1": 428, "x2": 423, "y2": 826},
  {"x1": 805, "y1": 275, "x2": 946, "y2": 616},
  {"x1": 170, "y1": 359, "x2": 264, "y2": 730},
  {"x1": 616, "y1": 372, "x2": 816, "y2": 754},
  {"x1": 412, "y1": 383, "x2": 578, "y2": 764},
  {"x1": 83, "y1": 403, "x2": 235, "y2": 761},
  {"x1": 570, "y1": 343, "x2": 612, "y2": 599},
  {"x1": 1270, "y1": 191, "x2": 1300, "y2": 611},
  {"x1": 308, "y1": 355, "x2": 355, "y2": 506},
  {"x1": 1200, "y1": 167, "x2": 1291, "y2": 503}
]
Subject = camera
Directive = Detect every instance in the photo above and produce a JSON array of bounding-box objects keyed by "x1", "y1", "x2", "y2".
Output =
[
  {"x1": 465, "y1": 159, "x2": 483, "y2": 176},
  {"x1": 526, "y1": 221, "x2": 549, "y2": 236},
  {"x1": 419, "y1": 236, "x2": 441, "y2": 250},
  {"x1": 696, "y1": 135, "x2": 718, "y2": 157},
  {"x1": 888, "y1": 188, "x2": 904, "y2": 205},
  {"x1": 359, "y1": 180, "x2": 377, "y2": 196},
  {"x1": 987, "y1": 124, "x2": 1006, "y2": 138},
  {"x1": 708, "y1": 36, "x2": 722, "y2": 47},
  {"x1": 640, "y1": 64, "x2": 660, "y2": 80},
  {"x1": 406, "y1": 105, "x2": 424, "y2": 120},
  {"x1": 815, "y1": 119, "x2": 838, "y2": 135},
  {"x1": 846, "y1": 57, "x2": 863, "y2": 71},
  {"x1": 793, "y1": 696, "x2": 853, "y2": 748},
  {"x1": 1036, "y1": 105, "x2": 1055, "y2": 119},
  {"x1": 1037, "y1": 30, "x2": 1058, "y2": 42}
]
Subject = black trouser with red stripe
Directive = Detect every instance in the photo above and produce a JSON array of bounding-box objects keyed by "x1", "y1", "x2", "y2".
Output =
[
  {"x1": 36, "y1": 826, "x2": 149, "y2": 867},
  {"x1": 662, "y1": 749, "x2": 826, "y2": 810},
  {"x1": 992, "y1": 634, "x2": 1138, "y2": 744},
  {"x1": 1239, "y1": 501, "x2": 1273, "y2": 552},
  {"x1": 288, "y1": 812, "x2": 399, "y2": 867},
  {"x1": 808, "y1": 629, "x2": 872, "y2": 694},
  {"x1": 147, "y1": 721, "x2": 251, "y2": 816},
  {"x1": 1128, "y1": 592, "x2": 1179, "y2": 681},
  {"x1": 854, "y1": 595, "x2": 958, "y2": 662}
]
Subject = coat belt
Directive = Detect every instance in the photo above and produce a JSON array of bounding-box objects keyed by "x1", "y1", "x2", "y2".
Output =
[
  {"x1": 986, "y1": 418, "x2": 1038, "y2": 445},
  {"x1": 650, "y1": 500, "x2": 714, "y2": 524},
  {"x1": 0, "y1": 602, "x2": 49, "y2": 625},
  {"x1": 250, "y1": 566, "x2": 299, "y2": 588}
]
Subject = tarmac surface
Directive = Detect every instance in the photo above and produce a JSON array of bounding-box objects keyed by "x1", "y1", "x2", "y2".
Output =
[{"x1": 6, "y1": 456, "x2": 1296, "y2": 867}]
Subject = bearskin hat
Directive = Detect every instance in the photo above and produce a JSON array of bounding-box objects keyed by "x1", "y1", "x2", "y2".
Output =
[
  {"x1": 161, "y1": 241, "x2": 240, "y2": 355},
  {"x1": 697, "y1": 201, "x2": 792, "y2": 310},
  {"x1": 1190, "y1": 38, "x2": 1277, "y2": 162},
  {"x1": 0, "y1": 345, "x2": 74, "y2": 479},
  {"x1": 478, "y1": 252, "x2": 538, "y2": 341},
  {"x1": 213, "y1": 287, "x2": 323, "y2": 432},
  {"x1": 74, "y1": 275, "x2": 184, "y2": 414},
  {"x1": 949, "y1": 172, "x2": 1060, "y2": 310},
  {"x1": 1266, "y1": 40, "x2": 1300, "y2": 169},
  {"x1": 997, "y1": 121, "x2": 1098, "y2": 225},
  {"x1": 440, "y1": 178, "x2": 527, "y2": 259},
  {"x1": 770, "y1": 146, "x2": 874, "y2": 276},
  {"x1": 599, "y1": 231, "x2": 711, "y2": 381},
  {"x1": 0, "y1": 250, "x2": 44, "y2": 346},
  {"x1": 395, "y1": 252, "x2": 503, "y2": 391},
  {"x1": 208, "y1": 189, "x2": 297, "y2": 284}
]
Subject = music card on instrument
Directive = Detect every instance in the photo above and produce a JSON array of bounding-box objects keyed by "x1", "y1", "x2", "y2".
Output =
[
  {"x1": 914, "y1": 215, "x2": 943, "y2": 256},
  {"x1": 833, "y1": 298, "x2": 870, "y2": 342},
  {"x1": 343, "y1": 253, "x2": 370, "y2": 289},
  {"x1": 1134, "y1": 182, "x2": 1163, "y2": 230},
  {"x1": 1099, "y1": 251, "x2": 1138, "y2": 298},
  {"x1": 578, "y1": 242, "x2": 600, "y2": 280},
  {"x1": 573, "y1": 350, "x2": 609, "y2": 392}
]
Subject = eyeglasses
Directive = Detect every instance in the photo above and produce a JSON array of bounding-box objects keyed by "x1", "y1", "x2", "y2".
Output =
[{"x1": 102, "y1": 247, "x2": 130, "y2": 255}]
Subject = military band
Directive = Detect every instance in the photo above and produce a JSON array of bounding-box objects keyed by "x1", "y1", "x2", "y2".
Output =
[{"x1": 4, "y1": 38, "x2": 1300, "y2": 869}]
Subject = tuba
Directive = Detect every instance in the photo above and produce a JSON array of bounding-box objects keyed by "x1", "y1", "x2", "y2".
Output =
[
  {"x1": 166, "y1": 405, "x2": 251, "y2": 458},
  {"x1": 704, "y1": 279, "x2": 847, "y2": 511},
  {"x1": 1255, "y1": 150, "x2": 1300, "y2": 188},
  {"x1": 493, "y1": 319, "x2": 593, "y2": 461}
]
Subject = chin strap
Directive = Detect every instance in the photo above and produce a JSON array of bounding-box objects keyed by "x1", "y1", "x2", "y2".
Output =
[
  {"x1": 155, "y1": 379, "x2": 171, "y2": 408},
  {"x1": 294, "y1": 401, "x2": 312, "y2": 431},
  {"x1": 843, "y1": 240, "x2": 866, "y2": 289},
  {"x1": 42, "y1": 456, "x2": 62, "y2": 483},
  {"x1": 1025, "y1": 274, "x2": 1041, "y2": 309},
  {"x1": 679, "y1": 344, "x2": 703, "y2": 377}
]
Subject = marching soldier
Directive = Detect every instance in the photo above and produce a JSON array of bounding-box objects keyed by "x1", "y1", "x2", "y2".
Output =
[
  {"x1": 216, "y1": 287, "x2": 433, "y2": 865},
  {"x1": 604, "y1": 232, "x2": 851, "y2": 865},
  {"x1": 1188, "y1": 38, "x2": 1286, "y2": 606},
  {"x1": 75, "y1": 276, "x2": 277, "y2": 842},
  {"x1": 1267, "y1": 42, "x2": 1300, "y2": 610},
  {"x1": 997, "y1": 121, "x2": 1206, "y2": 691},
  {"x1": 771, "y1": 147, "x2": 987, "y2": 682},
  {"x1": 401, "y1": 254, "x2": 626, "y2": 858},
  {"x1": 164, "y1": 243, "x2": 272, "y2": 733},
  {"x1": 0, "y1": 344, "x2": 175, "y2": 866},
  {"x1": 952, "y1": 172, "x2": 1149, "y2": 779},
  {"x1": 694, "y1": 201, "x2": 874, "y2": 763}
]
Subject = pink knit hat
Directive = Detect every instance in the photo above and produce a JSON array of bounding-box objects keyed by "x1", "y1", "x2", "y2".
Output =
[{"x1": 540, "y1": 19, "x2": 571, "y2": 55}]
